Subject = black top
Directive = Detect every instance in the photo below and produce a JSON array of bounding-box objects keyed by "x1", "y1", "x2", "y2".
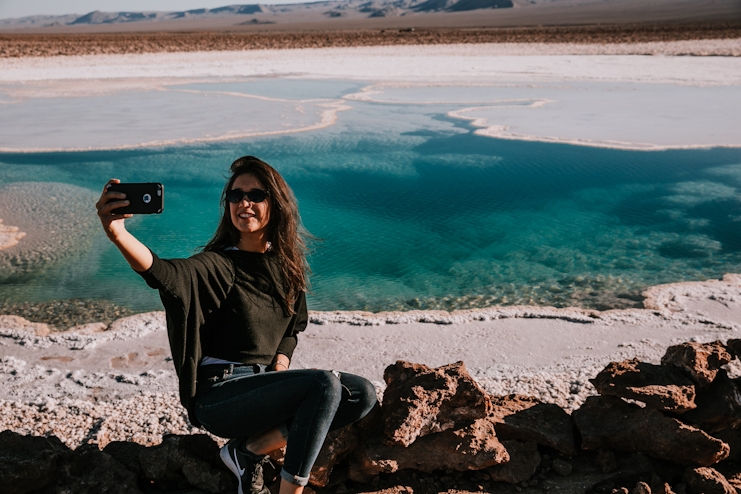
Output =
[
  {"x1": 200, "y1": 250, "x2": 307, "y2": 364},
  {"x1": 137, "y1": 249, "x2": 308, "y2": 425}
]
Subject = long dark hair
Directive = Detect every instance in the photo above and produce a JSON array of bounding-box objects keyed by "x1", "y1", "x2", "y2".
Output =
[{"x1": 202, "y1": 156, "x2": 310, "y2": 313}]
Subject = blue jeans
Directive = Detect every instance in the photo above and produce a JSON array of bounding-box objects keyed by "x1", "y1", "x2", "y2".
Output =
[{"x1": 194, "y1": 365, "x2": 376, "y2": 486}]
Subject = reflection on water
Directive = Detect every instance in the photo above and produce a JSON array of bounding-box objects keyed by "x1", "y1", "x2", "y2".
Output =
[{"x1": 0, "y1": 79, "x2": 740, "y2": 313}]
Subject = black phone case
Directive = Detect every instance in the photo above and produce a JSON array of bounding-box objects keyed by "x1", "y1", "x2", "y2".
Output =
[{"x1": 106, "y1": 183, "x2": 164, "y2": 214}]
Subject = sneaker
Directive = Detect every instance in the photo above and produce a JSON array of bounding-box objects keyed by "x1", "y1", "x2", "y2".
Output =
[{"x1": 220, "y1": 439, "x2": 276, "y2": 494}]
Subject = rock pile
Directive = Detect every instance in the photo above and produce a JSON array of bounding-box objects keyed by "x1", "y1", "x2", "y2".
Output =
[
  {"x1": 4, "y1": 340, "x2": 741, "y2": 493},
  {"x1": 574, "y1": 339, "x2": 741, "y2": 493}
]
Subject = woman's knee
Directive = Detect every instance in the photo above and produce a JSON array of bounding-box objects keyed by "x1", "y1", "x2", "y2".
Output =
[
  {"x1": 307, "y1": 369, "x2": 343, "y2": 402},
  {"x1": 341, "y1": 373, "x2": 377, "y2": 416}
]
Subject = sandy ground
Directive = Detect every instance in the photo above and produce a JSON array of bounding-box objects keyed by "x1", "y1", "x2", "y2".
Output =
[{"x1": 2, "y1": 23, "x2": 741, "y2": 57}]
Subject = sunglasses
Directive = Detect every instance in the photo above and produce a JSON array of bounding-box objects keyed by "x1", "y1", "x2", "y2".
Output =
[{"x1": 226, "y1": 188, "x2": 269, "y2": 204}]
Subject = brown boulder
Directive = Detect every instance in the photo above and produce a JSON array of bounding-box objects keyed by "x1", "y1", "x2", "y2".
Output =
[
  {"x1": 310, "y1": 425, "x2": 360, "y2": 487},
  {"x1": 573, "y1": 396, "x2": 729, "y2": 466},
  {"x1": 354, "y1": 418, "x2": 508, "y2": 475},
  {"x1": 591, "y1": 359, "x2": 696, "y2": 412},
  {"x1": 488, "y1": 394, "x2": 576, "y2": 456},
  {"x1": 485, "y1": 440, "x2": 540, "y2": 484},
  {"x1": 381, "y1": 361, "x2": 491, "y2": 447},
  {"x1": 681, "y1": 370, "x2": 741, "y2": 433},
  {"x1": 683, "y1": 467, "x2": 735, "y2": 494},
  {"x1": 661, "y1": 341, "x2": 731, "y2": 387},
  {"x1": 139, "y1": 434, "x2": 235, "y2": 492}
]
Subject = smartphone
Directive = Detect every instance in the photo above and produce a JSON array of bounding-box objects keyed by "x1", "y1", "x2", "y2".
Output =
[{"x1": 106, "y1": 182, "x2": 164, "y2": 214}]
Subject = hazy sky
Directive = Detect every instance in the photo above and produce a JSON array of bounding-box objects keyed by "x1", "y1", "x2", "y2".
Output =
[{"x1": 0, "y1": 0, "x2": 312, "y2": 19}]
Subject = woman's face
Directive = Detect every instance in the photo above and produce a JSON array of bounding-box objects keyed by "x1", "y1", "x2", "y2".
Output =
[{"x1": 229, "y1": 173, "x2": 271, "y2": 241}]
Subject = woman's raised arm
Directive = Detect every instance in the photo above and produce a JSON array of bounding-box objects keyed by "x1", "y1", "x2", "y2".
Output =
[{"x1": 96, "y1": 179, "x2": 153, "y2": 273}]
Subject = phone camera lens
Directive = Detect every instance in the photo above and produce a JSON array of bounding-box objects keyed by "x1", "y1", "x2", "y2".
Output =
[{"x1": 143, "y1": 193, "x2": 152, "y2": 204}]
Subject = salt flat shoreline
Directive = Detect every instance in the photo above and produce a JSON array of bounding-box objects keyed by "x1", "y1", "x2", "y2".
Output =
[
  {"x1": 1, "y1": 40, "x2": 740, "y2": 155},
  {"x1": 1, "y1": 273, "x2": 740, "y2": 450}
]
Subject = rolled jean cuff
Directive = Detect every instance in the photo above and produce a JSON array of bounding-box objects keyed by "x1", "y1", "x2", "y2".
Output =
[
  {"x1": 278, "y1": 422, "x2": 290, "y2": 439},
  {"x1": 280, "y1": 468, "x2": 309, "y2": 486}
]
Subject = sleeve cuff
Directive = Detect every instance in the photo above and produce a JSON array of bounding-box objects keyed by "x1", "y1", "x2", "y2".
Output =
[
  {"x1": 136, "y1": 251, "x2": 168, "y2": 291},
  {"x1": 276, "y1": 336, "x2": 297, "y2": 360}
]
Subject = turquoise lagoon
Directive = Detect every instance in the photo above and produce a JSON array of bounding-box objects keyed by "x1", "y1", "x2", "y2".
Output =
[{"x1": 0, "y1": 79, "x2": 740, "y2": 313}]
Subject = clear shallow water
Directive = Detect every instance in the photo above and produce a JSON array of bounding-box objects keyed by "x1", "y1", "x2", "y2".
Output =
[{"x1": 1, "y1": 80, "x2": 740, "y2": 313}]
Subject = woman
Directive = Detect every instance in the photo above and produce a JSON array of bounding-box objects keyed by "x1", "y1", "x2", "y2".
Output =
[{"x1": 97, "y1": 156, "x2": 377, "y2": 494}]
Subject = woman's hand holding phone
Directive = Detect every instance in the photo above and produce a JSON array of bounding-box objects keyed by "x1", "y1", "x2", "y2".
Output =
[
  {"x1": 96, "y1": 178, "x2": 132, "y2": 241},
  {"x1": 95, "y1": 179, "x2": 154, "y2": 273}
]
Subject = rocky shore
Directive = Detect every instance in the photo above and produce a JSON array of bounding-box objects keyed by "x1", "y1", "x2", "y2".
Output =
[
  {"x1": 2, "y1": 22, "x2": 740, "y2": 58},
  {"x1": 5, "y1": 340, "x2": 741, "y2": 494}
]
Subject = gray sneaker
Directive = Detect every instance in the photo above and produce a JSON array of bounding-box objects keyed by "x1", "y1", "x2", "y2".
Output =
[{"x1": 220, "y1": 440, "x2": 276, "y2": 494}]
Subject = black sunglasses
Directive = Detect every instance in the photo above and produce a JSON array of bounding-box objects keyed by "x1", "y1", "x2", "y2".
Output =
[{"x1": 226, "y1": 188, "x2": 269, "y2": 204}]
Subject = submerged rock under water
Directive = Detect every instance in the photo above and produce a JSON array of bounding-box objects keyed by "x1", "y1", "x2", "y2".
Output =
[{"x1": 0, "y1": 182, "x2": 99, "y2": 283}]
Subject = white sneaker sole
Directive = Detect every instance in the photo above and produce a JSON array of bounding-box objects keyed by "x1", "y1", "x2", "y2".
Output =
[{"x1": 220, "y1": 444, "x2": 244, "y2": 494}]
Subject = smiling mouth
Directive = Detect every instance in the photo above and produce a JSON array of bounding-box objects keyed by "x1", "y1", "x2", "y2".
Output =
[{"x1": 238, "y1": 212, "x2": 254, "y2": 219}]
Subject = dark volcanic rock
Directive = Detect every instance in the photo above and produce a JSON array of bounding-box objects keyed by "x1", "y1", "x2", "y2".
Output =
[
  {"x1": 573, "y1": 396, "x2": 729, "y2": 466},
  {"x1": 103, "y1": 440, "x2": 147, "y2": 477},
  {"x1": 138, "y1": 434, "x2": 234, "y2": 492},
  {"x1": 591, "y1": 359, "x2": 697, "y2": 412},
  {"x1": 713, "y1": 428, "x2": 741, "y2": 461},
  {"x1": 654, "y1": 482, "x2": 677, "y2": 494},
  {"x1": 551, "y1": 458, "x2": 573, "y2": 477},
  {"x1": 661, "y1": 341, "x2": 731, "y2": 387},
  {"x1": 381, "y1": 360, "x2": 491, "y2": 447},
  {"x1": 485, "y1": 440, "x2": 540, "y2": 484},
  {"x1": 355, "y1": 418, "x2": 508, "y2": 475},
  {"x1": 632, "y1": 481, "x2": 651, "y2": 494},
  {"x1": 59, "y1": 443, "x2": 141, "y2": 494},
  {"x1": 682, "y1": 370, "x2": 741, "y2": 433},
  {"x1": 0, "y1": 430, "x2": 70, "y2": 494},
  {"x1": 724, "y1": 338, "x2": 741, "y2": 360},
  {"x1": 683, "y1": 467, "x2": 735, "y2": 494},
  {"x1": 726, "y1": 472, "x2": 741, "y2": 492},
  {"x1": 488, "y1": 394, "x2": 576, "y2": 456},
  {"x1": 595, "y1": 449, "x2": 619, "y2": 473}
]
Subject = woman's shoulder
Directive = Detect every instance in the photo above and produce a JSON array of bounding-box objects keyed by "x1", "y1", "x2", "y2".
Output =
[{"x1": 186, "y1": 250, "x2": 235, "y2": 271}]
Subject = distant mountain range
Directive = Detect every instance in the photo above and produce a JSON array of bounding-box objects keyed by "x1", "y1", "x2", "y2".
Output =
[{"x1": 0, "y1": 0, "x2": 518, "y2": 28}]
